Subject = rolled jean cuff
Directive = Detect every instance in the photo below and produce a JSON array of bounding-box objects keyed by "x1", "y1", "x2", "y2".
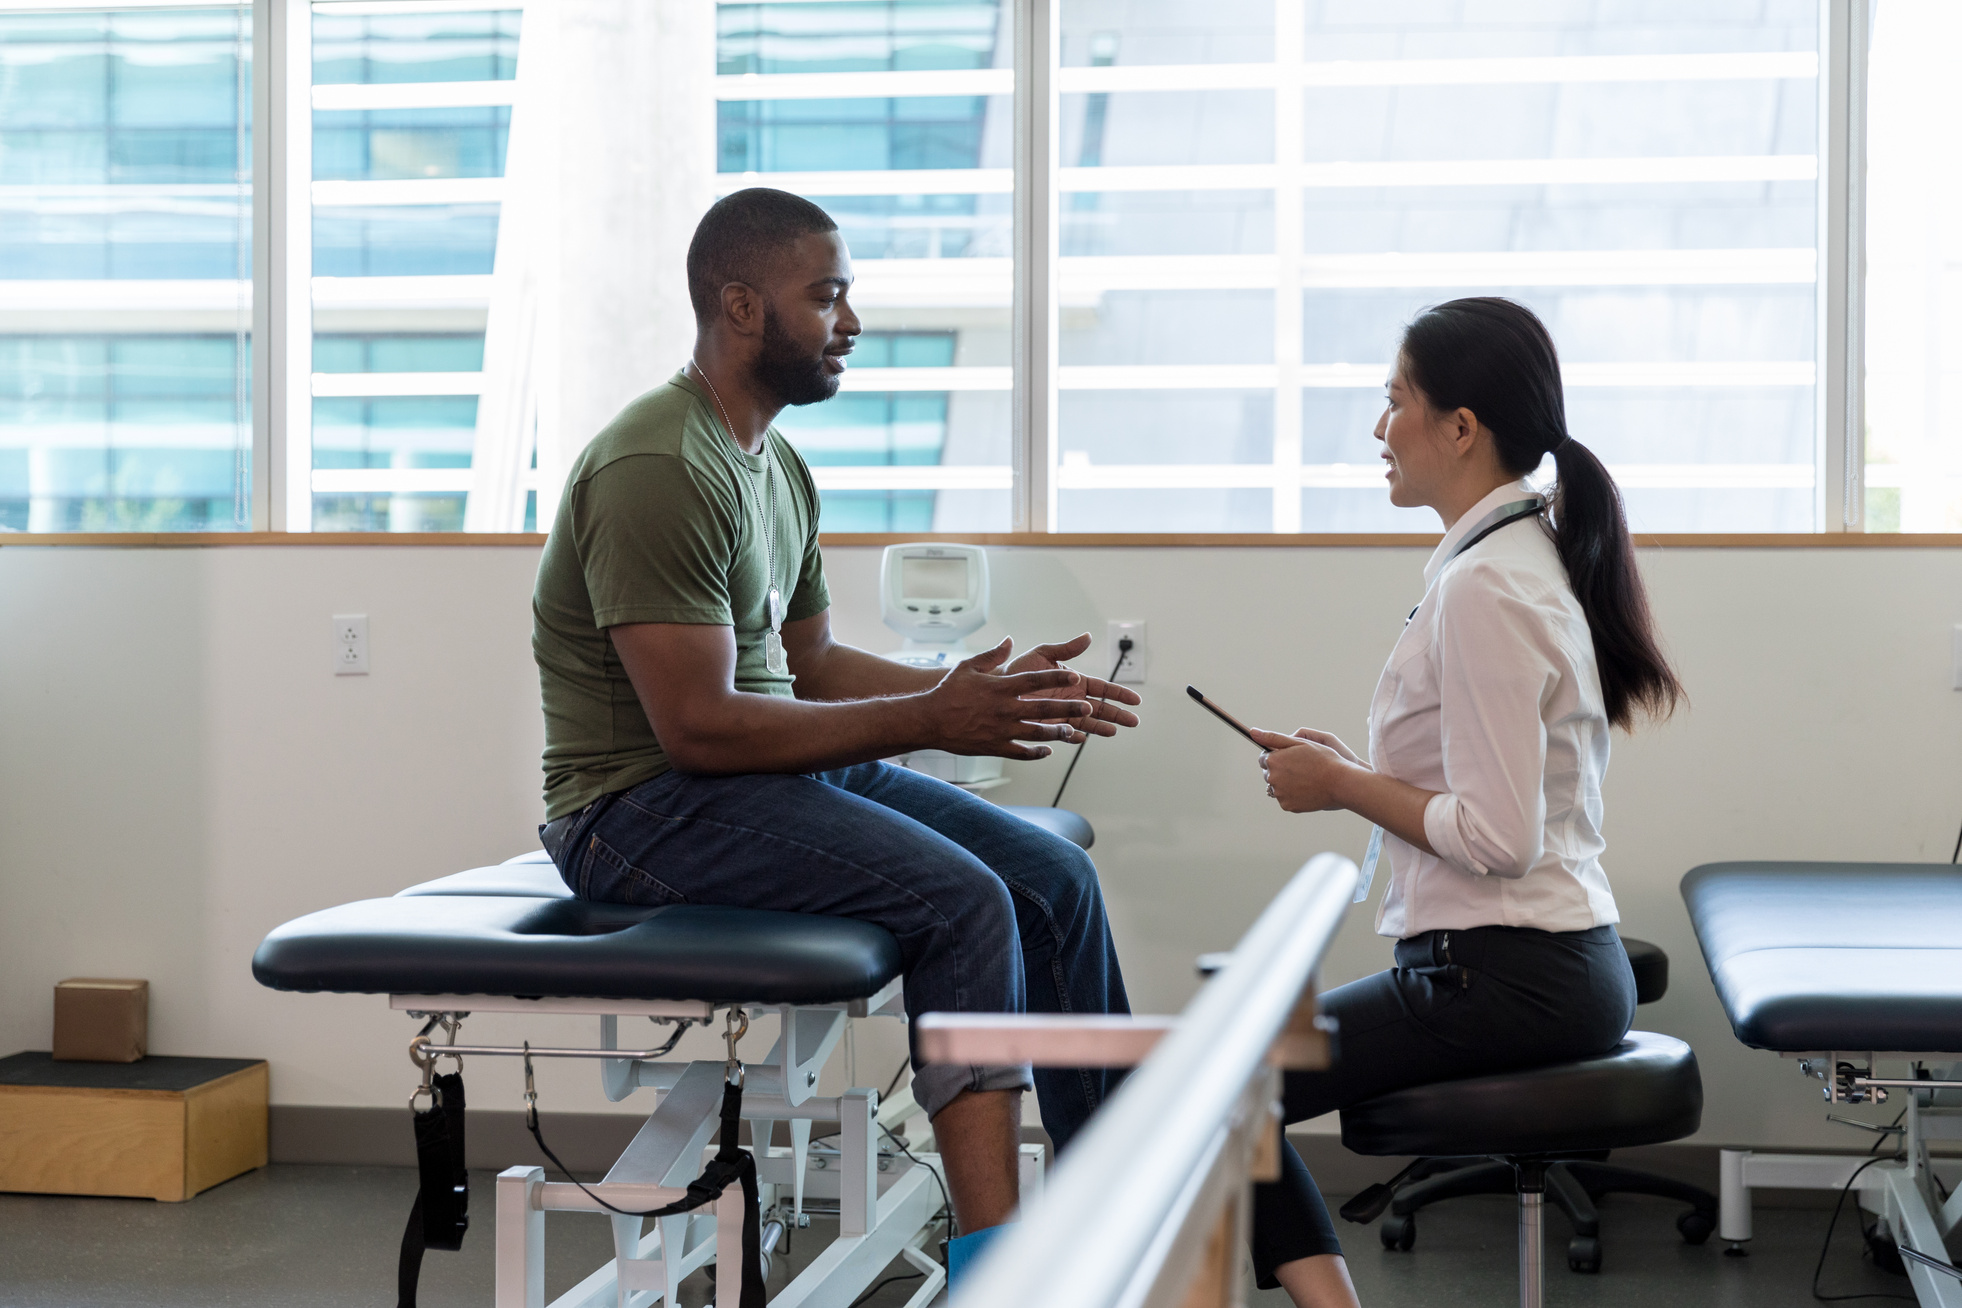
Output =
[{"x1": 912, "y1": 1060, "x2": 1035, "y2": 1121}]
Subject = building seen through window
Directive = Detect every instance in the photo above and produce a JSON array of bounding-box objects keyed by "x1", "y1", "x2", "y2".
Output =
[{"x1": 0, "y1": 6, "x2": 250, "y2": 531}]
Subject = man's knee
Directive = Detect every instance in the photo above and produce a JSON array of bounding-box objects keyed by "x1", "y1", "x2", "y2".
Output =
[{"x1": 1010, "y1": 837, "x2": 1105, "y2": 929}]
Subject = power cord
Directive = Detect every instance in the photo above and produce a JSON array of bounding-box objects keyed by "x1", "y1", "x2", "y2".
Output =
[
  {"x1": 1051, "y1": 637, "x2": 1132, "y2": 808},
  {"x1": 1811, "y1": 1126, "x2": 1915, "y2": 1303},
  {"x1": 848, "y1": 1270, "x2": 925, "y2": 1307}
]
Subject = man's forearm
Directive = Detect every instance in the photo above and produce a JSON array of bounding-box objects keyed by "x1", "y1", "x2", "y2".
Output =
[
  {"x1": 661, "y1": 685, "x2": 936, "y2": 775},
  {"x1": 793, "y1": 639, "x2": 946, "y2": 702}
]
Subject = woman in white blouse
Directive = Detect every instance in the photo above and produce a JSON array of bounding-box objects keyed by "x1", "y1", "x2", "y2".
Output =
[{"x1": 1246, "y1": 297, "x2": 1684, "y2": 1308}]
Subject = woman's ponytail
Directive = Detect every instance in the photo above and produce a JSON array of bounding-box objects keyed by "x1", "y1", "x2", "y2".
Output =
[{"x1": 1400, "y1": 297, "x2": 1684, "y2": 729}]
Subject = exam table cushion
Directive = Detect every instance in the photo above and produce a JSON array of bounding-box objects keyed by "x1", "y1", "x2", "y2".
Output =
[
  {"x1": 997, "y1": 805, "x2": 1093, "y2": 850},
  {"x1": 252, "y1": 896, "x2": 902, "y2": 1004},
  {"x1": 1682, "y1": 861, "x2": 1962, "y2": 1053},
  {"x1": 424, "y1": 807, "x2": 1089, "y2": 897},
  {"x1": 400, "y1": 862, "x2": 573, "y2": 898},
  {"x1": 402, "y1": 808, "x2": 1091, "y2": 900},
  {"x1": 1341, "y1": 1031, "x2": 1702, "y2": 1158}
]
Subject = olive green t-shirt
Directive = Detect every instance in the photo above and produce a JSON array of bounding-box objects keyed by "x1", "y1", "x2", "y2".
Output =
[{"x1": 533, "y1": 371, "x2": 830, "y2": 819}]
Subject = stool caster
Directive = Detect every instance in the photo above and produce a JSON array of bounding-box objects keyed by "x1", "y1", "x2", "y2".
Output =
[
  {"x1": 1676, "y1": 1210, "x2": 1714, "y2": 1246},
  {"x1": 1380, "y1": 1215, "x2": 1416, "y2": 1251},
  {"x1": 1566, "y1": 1235, "x2": 1601, "y2": 1273}
]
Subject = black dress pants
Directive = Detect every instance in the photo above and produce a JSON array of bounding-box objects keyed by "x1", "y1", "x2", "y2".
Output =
[{"x1": 1250, "y1": 924, "x2": 1637, "y2": 1288}]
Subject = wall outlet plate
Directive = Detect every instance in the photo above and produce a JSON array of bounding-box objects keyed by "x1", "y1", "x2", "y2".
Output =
[
  {"x1": 1107, "y1": 620, "x2": 1147, "y2": 684},
  {"x1": 333, "y1": 613, "x2": 369, "y2": 676}
]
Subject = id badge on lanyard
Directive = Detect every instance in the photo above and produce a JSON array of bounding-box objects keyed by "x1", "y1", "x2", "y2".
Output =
[{"x1": 1352, "y1": 496, "x2": 1541, "y2": 905}]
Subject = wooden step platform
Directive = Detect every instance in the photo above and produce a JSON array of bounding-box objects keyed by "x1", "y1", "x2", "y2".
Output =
[{"x1": 0, "y1": 1052, "x2": 267, "y2": 1202}]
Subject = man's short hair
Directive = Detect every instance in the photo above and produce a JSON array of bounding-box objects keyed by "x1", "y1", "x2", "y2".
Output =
[{"x1": 686, "y1": 189, "x2": 840, "y2": 327}]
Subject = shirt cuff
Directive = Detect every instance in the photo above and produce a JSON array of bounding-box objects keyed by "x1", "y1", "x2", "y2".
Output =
[{"x1": 1422, "y1": 791, "x2": 1488, "y2": 877}]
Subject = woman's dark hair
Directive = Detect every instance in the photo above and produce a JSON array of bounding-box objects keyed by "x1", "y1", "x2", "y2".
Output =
[{"x1": 1399, "y1": 296, "x2": 1683, "y2": 729}]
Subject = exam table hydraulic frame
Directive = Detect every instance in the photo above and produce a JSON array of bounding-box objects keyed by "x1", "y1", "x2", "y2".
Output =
[{"x1": 409, "y1": 982, "x2": 1037, "y2": 1308}]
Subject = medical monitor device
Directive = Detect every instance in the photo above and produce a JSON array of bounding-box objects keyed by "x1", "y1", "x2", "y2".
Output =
[
  {"x1": 881, "y1": 543, "x2": 988, "y2": 648},
  {"x1": 879, "y1": 542, "x2": 1002, "y2": 786}
]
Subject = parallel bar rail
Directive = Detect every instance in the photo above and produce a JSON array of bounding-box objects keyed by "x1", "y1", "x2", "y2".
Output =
[{"x1": 952, "y1": 852, "x2": 1357, "y2": 1308}]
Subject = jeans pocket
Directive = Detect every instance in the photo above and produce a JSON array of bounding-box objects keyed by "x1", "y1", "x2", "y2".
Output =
[{"x1": 580, "y1": 835, "x2": 689, "y2": 907}]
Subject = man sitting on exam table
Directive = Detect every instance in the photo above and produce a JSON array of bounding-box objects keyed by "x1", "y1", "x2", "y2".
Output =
[
  {"x1": 530, "y1": 187, "x2": 1141, "y2": 1263},
  {"x1": 1246, "y1": 299, "x2": 1686, "y2": 1308}
]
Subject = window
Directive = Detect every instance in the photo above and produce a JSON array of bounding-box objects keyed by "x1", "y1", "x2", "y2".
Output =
[
  {"x1": 1055, "y1": 1, "x2": 1821, "y2": 533},
  {"x1": 1863, "y1": 0, "x2": 1956, "y2": 532},
  {"x1": 306, "y1": 2, "x2": 519, "y2": 532},
  {"x1": 718, "y1": 0, "x2": 1014, "y2": 533},
  {"x1": 0, "y1": 2, "x2": 1886, "y2": 537},
  {"x1": 0, "y1": 6, "x2": 251, "y2": 531}
]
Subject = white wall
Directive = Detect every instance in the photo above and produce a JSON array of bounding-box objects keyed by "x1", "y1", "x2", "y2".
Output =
[{"x1": 3, "y1": 541, "x2": 1958, "y2": 1148}]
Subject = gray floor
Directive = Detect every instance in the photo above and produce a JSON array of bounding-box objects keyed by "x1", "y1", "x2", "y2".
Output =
[{"x1": 0, "y1": 1164, "x2": 1916, "y2": 1307}]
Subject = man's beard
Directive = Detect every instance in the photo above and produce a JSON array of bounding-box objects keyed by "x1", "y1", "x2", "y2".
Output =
[{"x1": 753, "y1": 309, "x2": 839, "y2": 407}]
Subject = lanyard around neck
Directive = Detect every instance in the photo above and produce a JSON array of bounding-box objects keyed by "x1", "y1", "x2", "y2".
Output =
[
  {"x1": 1405, "y1": 496, "x2": 1543, "y2": 625},
  {"x1": 1364, "y1": 494, "x2": 1545, "y2": 905},
  {"x1": 1445, "y1": 496, "x2": 1543, "y2": 566}
]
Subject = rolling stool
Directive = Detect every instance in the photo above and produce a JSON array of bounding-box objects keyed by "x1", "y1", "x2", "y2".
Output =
[
  {"x1": 1339, "y1": 1031, "x2": 1703, "y2": 1305},
  {"x1": 1340, "y1": 938, "x2": 1717, "y2": 1273}
]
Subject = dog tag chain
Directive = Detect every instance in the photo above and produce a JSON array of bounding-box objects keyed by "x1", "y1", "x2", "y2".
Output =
[{"x1": 693, "y1": 361, "x2": 789, "y2": 677}]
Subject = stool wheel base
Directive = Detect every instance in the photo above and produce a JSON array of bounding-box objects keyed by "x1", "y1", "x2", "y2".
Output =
[
  {"x1": 1380, "y1": 1215, "x2": 1417, "y2": 1251},
  {"x1": 1676, "y1": 1210, "x2": 1715, "y2": 1246},
  {"x1": 1723, "y1": 1241, "x2": 1750, "y2": 1258},
  {"x1": 1566, "y1": 1235, "x2": 1601, "y2": 1273}
]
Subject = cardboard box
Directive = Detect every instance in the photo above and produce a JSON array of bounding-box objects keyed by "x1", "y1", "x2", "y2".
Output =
[
  {"x1": 53, "y1": 978, "x2": 148, "y2": 1063},
  {"x1": 0, "y1": 1052, "x2": 268, "y2": 1201}
]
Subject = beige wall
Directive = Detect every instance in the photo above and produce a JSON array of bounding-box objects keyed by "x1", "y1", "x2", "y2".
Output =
[{"x1": 2, "y1": 541, "x2": 1957, "y2": 1146}]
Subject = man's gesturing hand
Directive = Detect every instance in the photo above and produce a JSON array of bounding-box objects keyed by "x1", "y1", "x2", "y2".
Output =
[
  {"x1": 1003, "y1": 633, "x2": 1144, "y2": 743},
  {"x1": 922, "y1": 637, "x2": 1095, "y2": 760}
]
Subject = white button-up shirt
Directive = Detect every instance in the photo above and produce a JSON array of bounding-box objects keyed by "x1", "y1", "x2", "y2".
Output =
[{"x1": 1370, "y1": 479, "x2": 1621, "y2": 938}]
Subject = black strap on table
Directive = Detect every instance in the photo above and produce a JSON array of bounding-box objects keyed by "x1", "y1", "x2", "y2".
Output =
[
  {"x1": 524, "y1": 1072, "x2": 766, "y2": 1308},
  {"x1": 397, "y1": 1071, "x2": 468, "y2": 1308}
]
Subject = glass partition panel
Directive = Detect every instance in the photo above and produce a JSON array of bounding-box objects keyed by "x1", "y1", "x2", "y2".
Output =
[{"x1": 0, "y1": 6, "x2": 251, "y2": 532}]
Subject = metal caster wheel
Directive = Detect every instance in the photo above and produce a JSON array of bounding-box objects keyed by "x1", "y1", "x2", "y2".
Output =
[
  {"x1": 1567, "y1": 1235, "x2": 1601, "y2": 1273},
  {"x1": 1380, "y1": 1215, "x2": 1416, "y2": 1251},
  {"x1": 1677, "y1": 1210, "x2": 1715, "y2": 1246}
]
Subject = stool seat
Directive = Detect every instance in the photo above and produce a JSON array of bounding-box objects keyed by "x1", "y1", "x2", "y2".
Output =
[{"x1": 1341, "y1": 1031, "x2": 1702, "y2": 1158}]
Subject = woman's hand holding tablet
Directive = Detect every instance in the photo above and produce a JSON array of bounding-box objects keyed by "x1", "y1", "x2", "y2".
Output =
[{"x1": 1251, "y1": 726, "x2": 1368, "y2": 813}]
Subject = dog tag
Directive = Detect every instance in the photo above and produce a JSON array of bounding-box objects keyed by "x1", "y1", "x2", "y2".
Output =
[
  {"x1": 764, "y1": 630, "x2": 788, "y2": 676},
  {"x1": 768, "y1": 586, "x2": 785, "y2": 633}
]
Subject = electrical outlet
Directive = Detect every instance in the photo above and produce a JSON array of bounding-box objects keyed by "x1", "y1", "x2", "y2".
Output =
[
  {"x1": 333, "y1": 613, "x2": 369, "y2": 676},
  {"x1": 1107, "y1": 620, "x2": 1148, "y2": 684}
]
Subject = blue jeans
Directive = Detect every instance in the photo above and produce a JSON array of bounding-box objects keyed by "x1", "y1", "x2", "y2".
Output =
[{"x1": 543, "y1": 761, "x2": 1130, "y2": 1155}]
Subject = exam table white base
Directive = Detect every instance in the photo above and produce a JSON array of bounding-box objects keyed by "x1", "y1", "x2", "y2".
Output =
[
  {"x1": 467, "y1": 994, "x2": 1042, "y2": 1308},
  {"x1": 1720, "y1": 1083, "x2": 1962, "y2": 1308}
]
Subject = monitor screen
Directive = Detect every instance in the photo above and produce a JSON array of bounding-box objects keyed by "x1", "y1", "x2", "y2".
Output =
[{"x1": 902, "y1": 556, "x2": 969, "y2": 600}]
